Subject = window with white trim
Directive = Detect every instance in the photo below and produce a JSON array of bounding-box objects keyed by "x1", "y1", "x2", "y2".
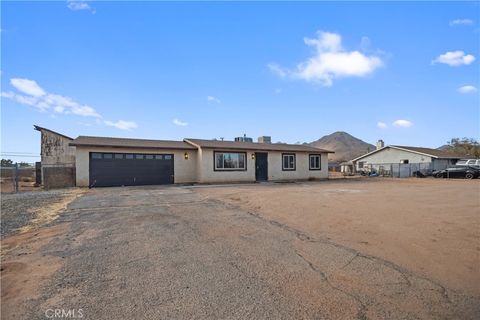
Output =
[
  {"x1": 214, "y1": 152, "x2": 246, "y2": 171},
  {"x1": 282, "y1": 153, "x2": 296, "y2": 171},
  {"x1": 309, "y1": 154, "x2": 321, "y2": 170}
]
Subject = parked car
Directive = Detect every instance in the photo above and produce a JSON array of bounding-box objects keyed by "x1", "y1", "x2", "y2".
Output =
[
  {"x1": 456, "y1": 159, "x2": 480, "y2": 167},
  {"x1": 433, "y1": 166, "x2": 480, "y2": 179}
]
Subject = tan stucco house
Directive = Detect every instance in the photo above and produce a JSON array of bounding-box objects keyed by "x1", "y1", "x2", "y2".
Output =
[{"x1": 69, "y1": 135, "x2": 332, "y2": 187}]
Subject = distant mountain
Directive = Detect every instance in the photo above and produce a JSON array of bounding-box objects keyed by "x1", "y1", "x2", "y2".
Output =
[
  {"x1": 309, "y1": 131, "x2": 375, "y2": 162},
  {"x1": 437, "y1": 145, "x2": 451, "y2": 151}
]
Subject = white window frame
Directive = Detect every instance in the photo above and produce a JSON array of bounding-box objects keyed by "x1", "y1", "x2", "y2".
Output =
[
  {"x1": 282, "y1": 153, "x2": 296, "y2": 171},
  {"x1": 309, "y1": 154, "x2": 322, "y2": 170}
]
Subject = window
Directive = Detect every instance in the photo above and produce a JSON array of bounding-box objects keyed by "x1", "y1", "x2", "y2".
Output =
[
  {"x1": 145, "y1": 155, "x2": 154, "y2": 160},
  {"x1": 126, "y1": 154, "x2": 134, "y2": 159},
  {"x1": 92, "y1": 153, "x2": 102, "y2": 159},
  {"x1": 155, "y1": 155, "x2": 163, "y2": 160},
  {"x1": 103, "y1": 153, "x2": 113, "y2": 159},
  {"x1": 114, "y1": 154, "x2": 124, "y2": 159},
  {"x1": 135, "y1": 154, "x2": 144, "y2": 160},
  {"x1": 164, "y1": 155, "x2": 172, "y2": 160},
  {"x1": 282, "y1": 153, "x2": 296, "y2": 171},
  {"x1": 358, "y1": 161, "x2": 365, "y2": 169},
  {"x1": 401, "y1": 159, "x2": 409, "y2": 164},
  {"x1": 214, "y1": 152, "x2": 246, "y2": 171},
  {"x1": 309, "y1": 154, "x2": 321, "y2": 170}
]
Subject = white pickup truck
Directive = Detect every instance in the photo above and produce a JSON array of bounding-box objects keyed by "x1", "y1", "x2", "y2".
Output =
[{"x1": 456, "y1": 159, "x2": 480, "y2": 167}]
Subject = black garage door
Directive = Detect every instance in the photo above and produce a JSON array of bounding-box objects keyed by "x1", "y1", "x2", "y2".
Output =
[{"x1": 89, "y1": 152, "x2": 174, "y2": 187}]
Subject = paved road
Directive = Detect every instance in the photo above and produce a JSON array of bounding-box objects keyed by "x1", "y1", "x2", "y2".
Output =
[{"x1": 14, "y1": 186, "x2": 480, "y2": 319}]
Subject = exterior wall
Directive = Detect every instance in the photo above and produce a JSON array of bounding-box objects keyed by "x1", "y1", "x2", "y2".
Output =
[
  {"x1": 75, "y1": 147, "x2": 197, "y2": 187},
  {"x1": 43, "y1": 167, "x2": 76, "y2": 189},
  {"x1": 39, "y1": 129, "x2": 76, "y2": 188},
  {"x1": 267, "y1": 152, "x2": 328, "y2": 181},
  {"x1": 197, "y1": 149, "x2": 328, "y2": 183},
  {"x1": 354, "y1": 147, "x2": 433, "y2": 170},
  {"x1": 197, "y1": 149, "x2": 256, "y2": 183},
  {"x1": 40, "y1": 130, "x2": 76, "y2": 166}
]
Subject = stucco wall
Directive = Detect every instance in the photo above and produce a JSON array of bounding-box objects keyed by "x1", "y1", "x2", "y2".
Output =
[
  {"x1": 197, "y1": 149, "x2": 328, "y2": 183},
  {"x1": 268, "y1": 152, "x2": 328, "y2": 180},
  {"x1": 197, "y1": 149, "x2": 256, "y2": 183},
  {"x1": 75, "y1": 147, "x2": 197, "y2": 187},
  {"x1": 354, "y1": 147, "x2": 432, "y2": 170}
]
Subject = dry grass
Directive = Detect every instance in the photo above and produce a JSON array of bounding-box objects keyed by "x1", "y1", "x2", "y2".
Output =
[{"x1": 17, "y1": 189, "x2": 85, "y2": 234}]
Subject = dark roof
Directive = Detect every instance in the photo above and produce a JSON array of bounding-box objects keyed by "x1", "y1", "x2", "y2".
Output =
[
  {"x1": 70, "y1": 136, "x2": 197, "y2": 150},
  {"x1": 353, "y1": 145, "x2": 463, "y2": 161},
  {"x1": 391, "y1": 146, "x2": 464, "y2": 159},
  {"x1": 184, "y1": 138, "x2": 333, "y2": 153},
  {"x1": 34, "y1": 125, "x2": 73, "y2": 140}
]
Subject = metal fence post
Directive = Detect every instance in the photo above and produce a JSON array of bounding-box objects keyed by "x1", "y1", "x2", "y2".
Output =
[{"x1": 14, "y1": 163, "x2": 19, "y2": 193}]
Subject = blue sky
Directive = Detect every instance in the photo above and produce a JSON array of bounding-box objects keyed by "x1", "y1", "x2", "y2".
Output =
[{"x1": 1, "y1": 1, "x2": 479, "y2": 162}]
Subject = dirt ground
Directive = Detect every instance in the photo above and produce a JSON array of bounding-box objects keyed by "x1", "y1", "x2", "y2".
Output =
[
  {"x1": 1, "y1": 181, "x2": 479, "y2": 319},
  {"x1": 196, "y1": 178, "x2": 480, "y2": 296}
]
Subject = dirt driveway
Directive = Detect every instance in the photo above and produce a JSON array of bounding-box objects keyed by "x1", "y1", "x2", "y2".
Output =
[{"x1": 1, "y1": 182, "x2": 479, "y2": 319}]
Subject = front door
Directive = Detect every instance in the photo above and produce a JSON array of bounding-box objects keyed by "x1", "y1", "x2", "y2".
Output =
[{"x1": 255, "y1": 152, "x2": 268, "y2": 181}]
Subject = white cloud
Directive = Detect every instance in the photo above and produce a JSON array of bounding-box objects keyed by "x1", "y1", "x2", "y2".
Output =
[
  {"x1": 392, "y1": 119, "x2": 413, "y2": 128},
  {"x1": 11, "y1": 78, "x2": 46, "y2": 97},
  {"x1": 173, "y1": 118, "x2": 188, "y2": 126},
  {"x1": 67, "y1": 0, "x2": 95, "y2": 13},
  {"x1": 377, "y1": 122, "x2": 388, "y2": 129},
  {"x1": 2, "y1": 77, "x2": 136, "y2": 130},
  {"x1": 104, "y1": 120, "x2": 137, "y2": 131},
  {"x1": 432, "y1": 51, "x2": 475, "y2": 66},
  {"x1": 268, "y1": 31, "x2": 383, "y2": 86},
  {"x1": 274, "y1": 88, "x2": 282, "y2": 94},
  {"x1": 449, "y1": 19, "x2": 474, "y2": 26},
  {"x1": 457, "y1": 85, "x2": 478, "y2": 94},
  {"x1": 267, "y1": 63, "x2": 288, "y2": 78},
  {"x1": 3, "y1": 78, "x2": 102, "y2": 117},
  {"x1": 207, "y1": 96, "x2": 221, "y2": 104}
]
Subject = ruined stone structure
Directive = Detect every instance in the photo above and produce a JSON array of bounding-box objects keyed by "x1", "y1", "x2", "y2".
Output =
[{"x1": 34, "y1": 125, "x2": 76, "y2": 189}]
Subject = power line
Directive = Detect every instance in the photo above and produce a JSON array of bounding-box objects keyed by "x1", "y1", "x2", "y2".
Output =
[
  {"x1": 1, "y1": 152, "x2": 38, "y2": 155},
  {"x1": 1, "y1": 154, "x2": 40, "y2": 158}
]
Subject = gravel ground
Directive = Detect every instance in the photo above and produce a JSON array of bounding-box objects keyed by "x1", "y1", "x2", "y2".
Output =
[
  {"x1": 2, "y1": 185, "x2": 479, "y2": 320},
  {"x1": 1, "y1": 189, "x2": 75, "y2": 239}
]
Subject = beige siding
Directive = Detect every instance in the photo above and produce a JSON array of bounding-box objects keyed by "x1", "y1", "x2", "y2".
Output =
[
  {"x1": 197, "y1": 149, "x2": 328, "y2": 183},
  {"x1": 268, "y1": 152, "x2": 328, "y2": 181},
  {"x1": 75, "y1": 147, "x2": 197, "y2": 187},
  {"x1": 354, "y1": 147, "x2": 432, "y2": 170}
]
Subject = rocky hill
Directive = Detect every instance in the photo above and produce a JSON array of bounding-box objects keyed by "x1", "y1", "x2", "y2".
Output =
[{"x1": 310, "y1": 131, "x2": 375, "y2": 162}]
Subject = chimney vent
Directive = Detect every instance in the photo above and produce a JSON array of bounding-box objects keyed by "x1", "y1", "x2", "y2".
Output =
[
  {"x1": 258, "y1": 136, "x2": 272, "y2": 144},
  {"x1": 376, "y1": 139, "x2": 385, "y2": 150}
]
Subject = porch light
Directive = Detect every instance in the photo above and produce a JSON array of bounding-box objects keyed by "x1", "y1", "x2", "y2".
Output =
[
  {"x1": 251, "y1": 153, "x2": 255, "y2": 160},
  {"x1": 184, "y1": 152, "x2": 189, "y2": 160}
]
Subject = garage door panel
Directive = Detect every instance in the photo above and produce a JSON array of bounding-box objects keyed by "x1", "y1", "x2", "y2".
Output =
[{"x1": 89, "y1": 153, "x2": 174, "y2": 187}]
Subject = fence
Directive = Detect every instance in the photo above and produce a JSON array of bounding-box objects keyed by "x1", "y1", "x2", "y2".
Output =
[
  {"x1": 0, "y1": 162, "x2": 38, "y2": 193},
  {"x1": 358, "y1": 162, "x2": 445, "y2": 178}
]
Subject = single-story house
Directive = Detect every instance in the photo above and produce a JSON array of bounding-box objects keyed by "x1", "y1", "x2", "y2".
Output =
[
  {"x1": 351, "y1": 143, "x2": 462, "y2": 176},
  {"x1": 69, "y1": 136, "x2": 333, "y2": 187}
]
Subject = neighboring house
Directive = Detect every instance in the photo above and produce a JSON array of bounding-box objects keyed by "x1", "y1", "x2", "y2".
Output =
[
  {"x1": 69, "y1": 136, "x2": 332, "y2": 187},
  {"x1": 351, "y1": 142, "x2": 462, "y2": 176},
  {"x1": 34, "y1": 125, "x2": 76, "y2": 188}
]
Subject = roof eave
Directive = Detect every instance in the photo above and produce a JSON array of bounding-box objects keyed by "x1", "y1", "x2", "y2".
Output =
[
  {"x1": 34, "y1": 125, "x2": 74, "y2": 140},
  {"x1": 69, "y1": 143, "x2": 196, "y2": 150}
]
